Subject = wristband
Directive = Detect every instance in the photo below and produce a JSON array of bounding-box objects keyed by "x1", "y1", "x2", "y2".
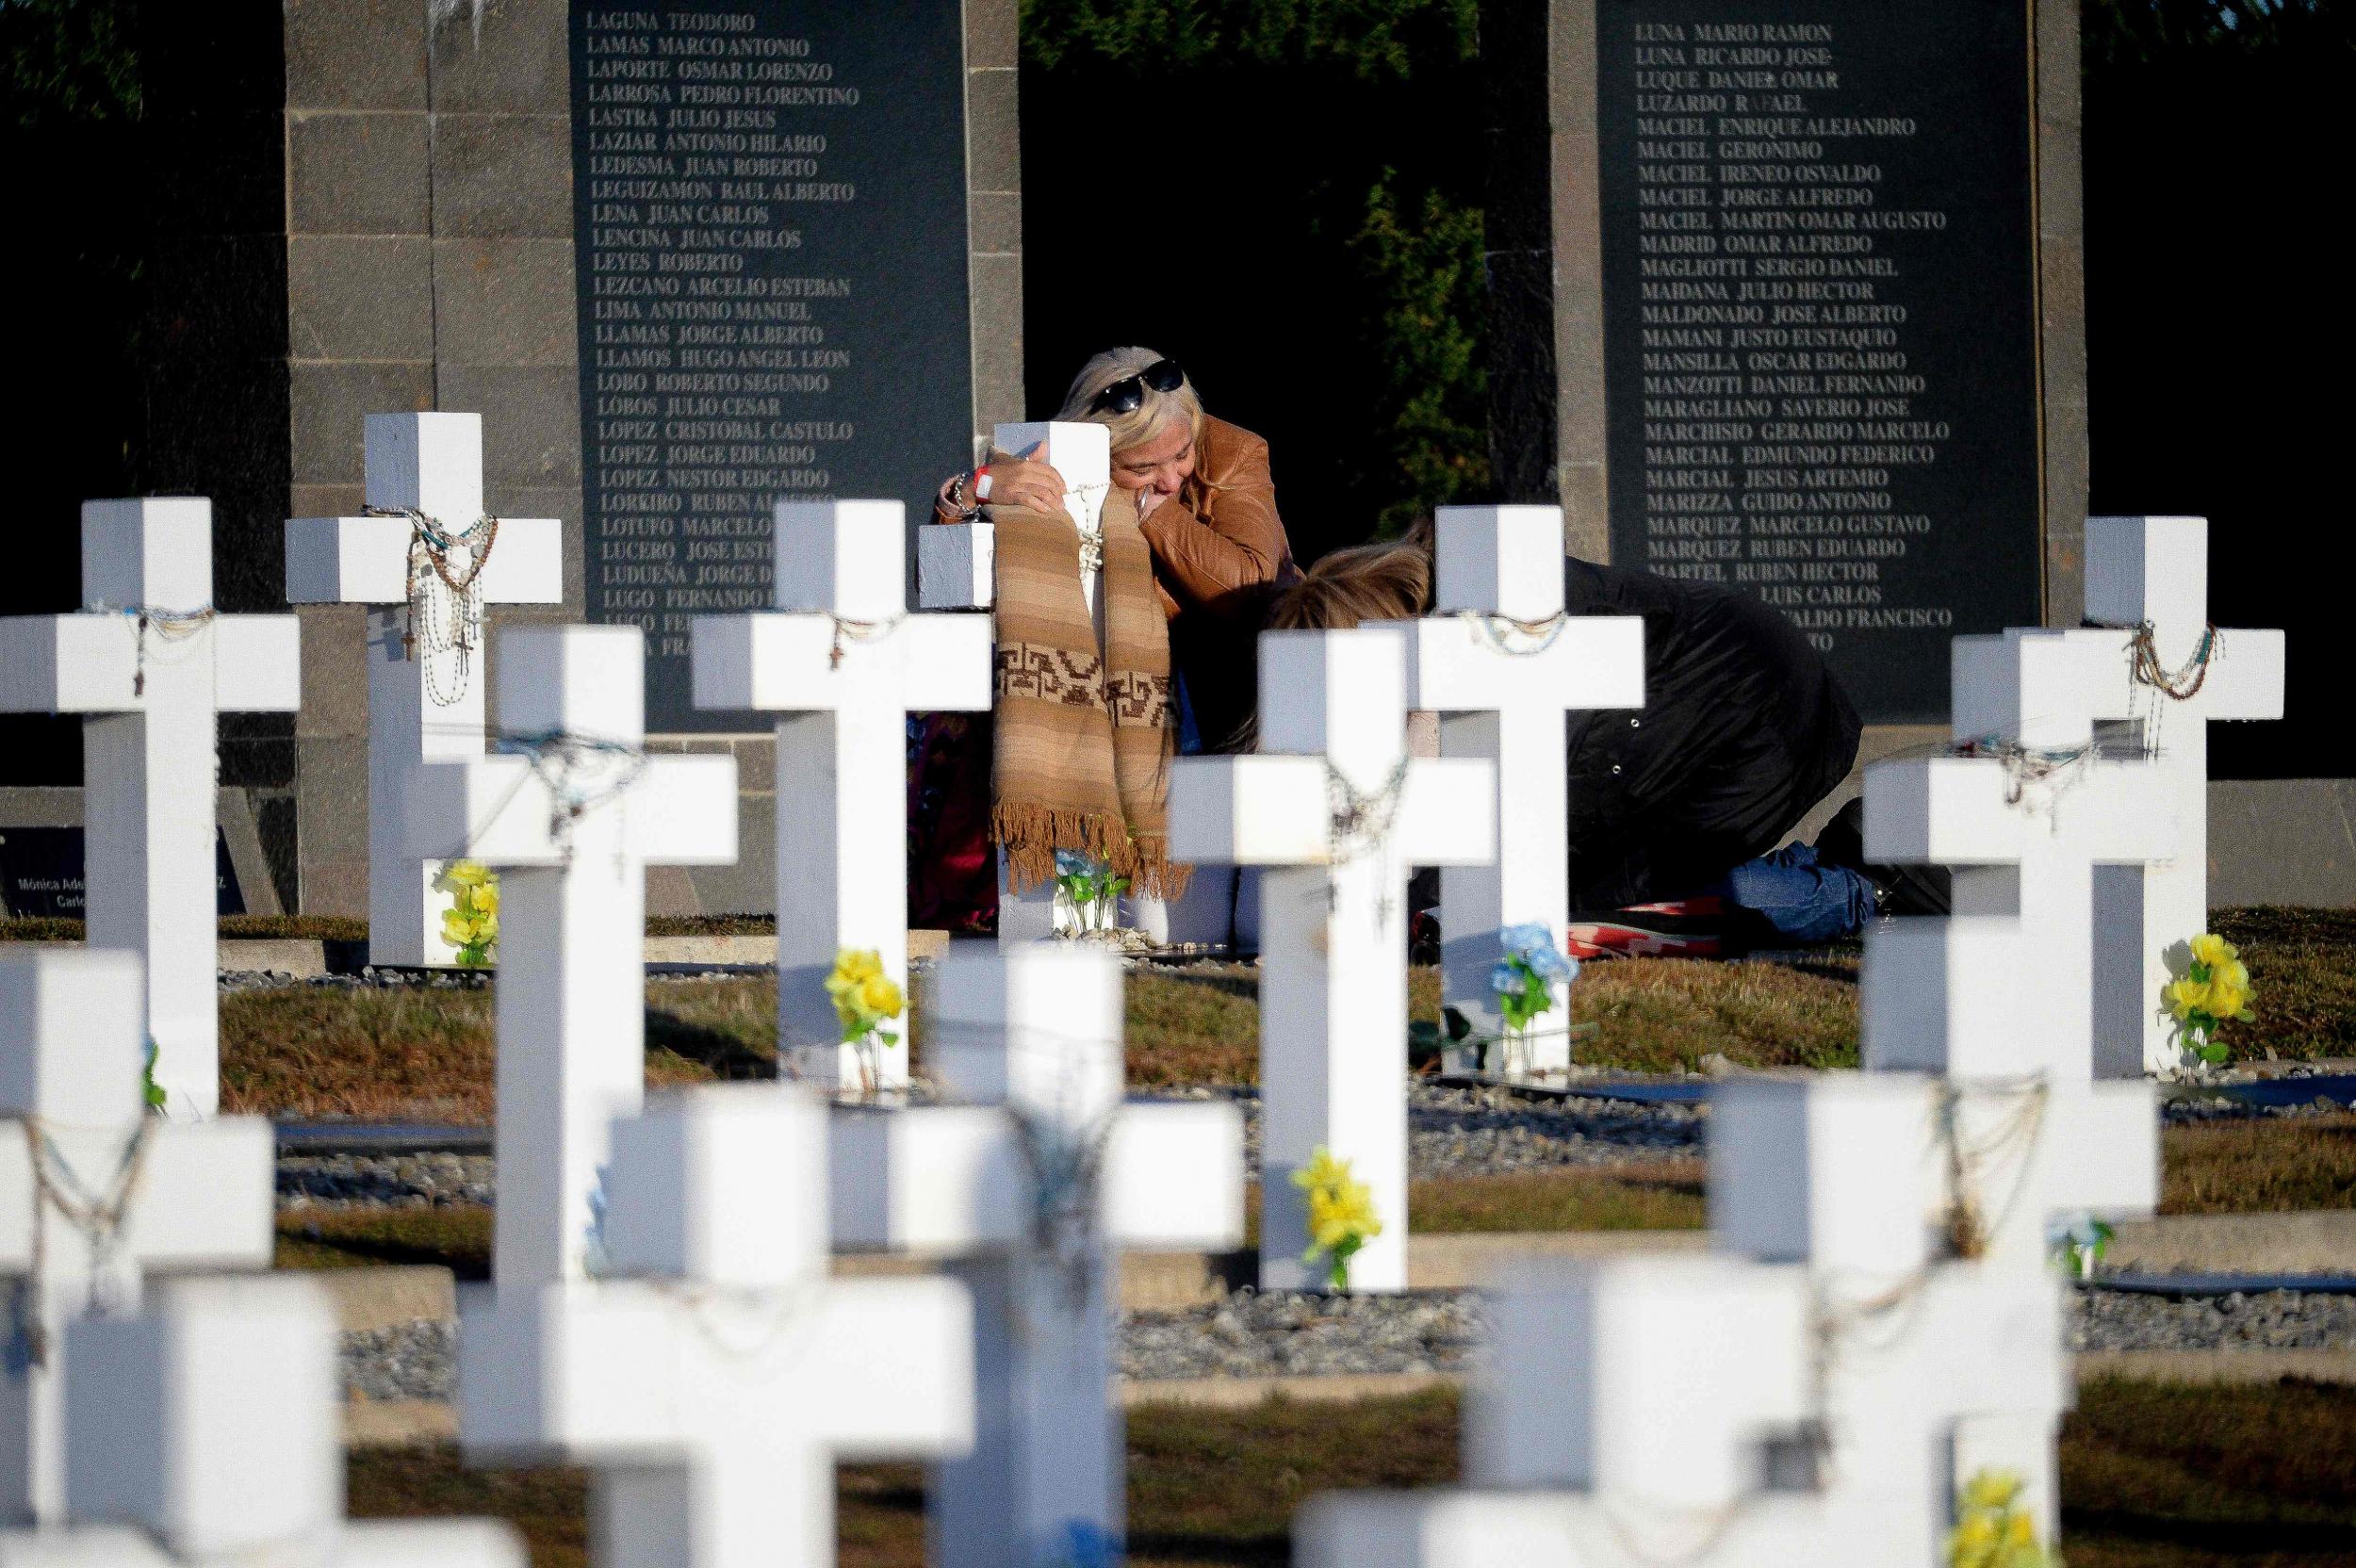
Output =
[{"x1": 973, "y1": 466, "x2": 993, "y2": 501}]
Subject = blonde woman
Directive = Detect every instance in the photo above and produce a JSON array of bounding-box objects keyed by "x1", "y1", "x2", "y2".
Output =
[
  {"x1": 912, "y1": 349, "x2": 1294, "y2": 945},
  {"x1": 937, "y1": 349, "x2": 1296, "y2": 753}
]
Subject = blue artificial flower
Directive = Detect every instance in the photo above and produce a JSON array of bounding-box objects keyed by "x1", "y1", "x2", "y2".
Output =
[
  {"x1": 1055, "y1": 849, "x2": 1097, "y2": 878},
  {"x1": 1057, "y1": 1519, "x2": 1123, "y2": 1568},
  {"x1": 1497, "y1": 921, "x2": 1554, "y2": 957},
  {"x1": 1525, "y1": 945, "x2": 1578, "y2": 985},
  {"x1": 1489, "y1": 959, "x2": 1525, "y2": 997}
]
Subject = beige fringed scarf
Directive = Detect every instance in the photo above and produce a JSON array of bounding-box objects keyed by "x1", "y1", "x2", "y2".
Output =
[{"x1": 988, "y1": 485, "x2": 1188, "y2": 898}]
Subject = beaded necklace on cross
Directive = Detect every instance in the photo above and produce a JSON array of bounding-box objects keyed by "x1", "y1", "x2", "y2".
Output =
[
  {"x1": 488, "y1": 727, "x2": 648, "y2": 864},
  {"x1": 2089, "y1": 616, "x2": 2222, "y2": 758},
  {"x1": 90, "y1": 602, "x2": 218, "y2": 698},
  {"x1": 1450, "y1": 608, "x2": 1573, "y2": 657},
  {"x1": 364, "y1": 504, "x2": 502, "y2": 707},
  {"x1": 1068, "y1": 482, "x2": 1110, "y2": 574},
  {"x1": 1322, "y1": 756, "x2": 1414, "y2": 921},
  {"x1": 4, "y1": 1108, "x2": 159, "y2": 1366}
]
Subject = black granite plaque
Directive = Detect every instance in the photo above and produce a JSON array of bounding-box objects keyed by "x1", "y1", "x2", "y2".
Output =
[
  {"x1": 0, "y1": 827, "x2": 246, "y2": 919},
  {"x1": 1596, "y1": 1, "x2": 2041, "y2": 723},
  {"x1": 571, "y1": 1, "x2": 974, "y2": 729}
]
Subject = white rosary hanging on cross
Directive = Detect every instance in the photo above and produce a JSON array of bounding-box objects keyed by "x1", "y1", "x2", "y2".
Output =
[
  {"x1": 391, "y1": 509, "x2": 500, "y2": 707},
  {"x1": 1066, "y1": 482, "x2": 1110, "y2": 574}
]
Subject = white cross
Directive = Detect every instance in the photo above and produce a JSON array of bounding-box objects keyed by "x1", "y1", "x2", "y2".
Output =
[
  {"x1": 913, "y1": 422, "x2": 1120, "y2": 942},
  {"x1": 286, "y1": 414, "x2": 564, "y2": 968},
  {"x1": 692, "y1": 499, "x2": 990, "y2": 1094},
  {"x1": 1170, "y1": 629, "x2": 1494, "y2": 1292},
  {"x1": 0, "y1": 500, "x2": 300, "y2": 1116},
  {"x1": 1866, "y1": 630, "x2": 2180, "y2": 1084},
  {"x1": 915, "y1": 420, "x2": 1111, "y2": 613},
  {"x1": 830, "y1": 942, "x2": 1243, "y2": 1566},
  {"x1": 1378, "y1": 505, "x2": 1644, "y2": 1077},
  {"x1": 460, "y1": 1086, "x2": 973, "y2": 1568},
  {"x1": 0, "y1": 1275, "x2": 522, "y2": 1564},
  {"x1": 404, "y1": 625, "x2": 736, "y2": 1291},
  {"x1": 2083, "y1": 515, "x2": 2284, "y2": 1074},
  {"x1": 1301, "y1": 1075, "x2": 2088, "y2": 1567},
  {"x1": 0, "y1": 948, "x2": 274, "y2": 1523}
]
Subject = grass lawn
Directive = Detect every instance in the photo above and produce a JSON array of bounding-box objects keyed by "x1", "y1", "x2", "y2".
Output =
[{"x1": 345, "y1": 1380, "x2": 2356, "y2": 1568}]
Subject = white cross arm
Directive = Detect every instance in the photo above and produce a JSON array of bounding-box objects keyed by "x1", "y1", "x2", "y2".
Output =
[
  {"x1": 406, "y1": 754, "x2": 738, "y2": 867},
  {"x1": 1952, "y1": 629, "x2": 2141, "y2": 744},
  {"x1": 1468, "y1": 1255, "x2": 1812, "y2": 1498},
  {"x1": 0, "y1": 1516, "x2": 526, "y2": 1567},
  {"x1": 1862, "y1": 756, "x2": 2178, "y2": 864},
  {"x1": 690, "y1": 612, "x2": 991, "y2": 713},
  {"x1": 0, "y1": 613, "x2": 296, "y2": 714},
  {"x1": 830, "y1": 1101, "x2": 1245, "y2": 1252},
  {"x1": 284, "y1": 515, "x2": 564, "y2": 606},
  {"x1": 458, "y1": 1276, "x2": 975, "y2": 1459},
  {"x1": 0, "y1": 616, "x2": 135, "y2": 711},
  {"x1": 1396, "y1": 614, "x2": 1644, "y2": 712},
  {"x1": 1296, "y1": 1491, "x2": 1586, "y2": 1568},
  {"x1": 215, "y1": 615, "x2": 303, "y2": 711},
  {"x1": 1168, "y1": 756, "x2": 1496, "y2": 866},
  {"x1": 0, "y1": 1118, "x2": 273, "y2": 1272},
  {"x1": 1861, "y1": 915, "x2": 2037, "y2": 1078},
  {"x1": 917, "y1": 523, "x2": 993, "y2": 610},
  {"x1": 2026, "y1": 1080, "x2": 2158, "y2": 1219}
]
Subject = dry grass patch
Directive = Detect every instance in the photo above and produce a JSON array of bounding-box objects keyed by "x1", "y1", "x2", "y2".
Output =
[
  {"x1": 351, "y1": 1392, "x2": 1459, "y2": 1568},
  {"x1": 1411, "y1": 1162, "x2": 1706, "y2": 1233},
  {"x1": 1570, "y1": 958, "x2": 1858, "y2": 1072},
  {"x1": 2162, "y1": 1114, "x2": 2356, "y2": 1215},
  {"x1": 2062, "y1": 1376, "x2": 2356, "y2": 1565},
  {"x1": 1125, "y1": 969, "x2": 1259, "y2": 1086},
  {"x1": 2212, "y1": 907, "x2": 2356, "y2": 1063},
  {"x1": 349, "y1": 1382, "x2": 2356, "y2": 1568},
  {"x1": 275, "y1": 1206, "x2": 492, "y2": 1278}
]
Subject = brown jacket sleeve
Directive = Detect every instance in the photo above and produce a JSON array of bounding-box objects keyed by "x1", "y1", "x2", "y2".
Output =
[{"x1": 1137, "y1": 418, "x2": 1291, "y2": 617}]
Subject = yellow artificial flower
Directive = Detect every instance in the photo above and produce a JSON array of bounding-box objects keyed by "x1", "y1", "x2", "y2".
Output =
[
  {"x1": 443, "y1": 859, "x2": 490, "y2": 888},
  {"x1": 1960, "y1": 1471, "x2": 2021, "y2": 1513},
  {"x1": 2213, "y1": 956, "x2": 2250, "y2": 994},
  {"x1": 858, "y1": 972, "x2": 905, "y2": 1021},
  {"x1": 2165, "y1": 975, "x2": 2212, "y2": 1022},
  {"x1": 2004, "y1": 1512, "x2": 2037, "y2": 1549},
  {"x1": 473, "y1": 881, "x2": 499, "y2": 918},
  {"x1": 2190, "y1": 932, "x2": 2236, "y2": 969},
  {"x1": 2207, "y1": 978, "x2": 2250, "y2": 1021},
  {"x1": 835, "y1": 949, "x2": 884, "y2": 985},
  {"x1": 1292, "y1": 1147, "x2": 1383, "y2": 1285}
]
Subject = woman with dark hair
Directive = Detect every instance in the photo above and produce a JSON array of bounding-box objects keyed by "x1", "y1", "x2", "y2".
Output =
[{"x1": 1266, "y1": 531, "x2": 1922, "y2": 954}]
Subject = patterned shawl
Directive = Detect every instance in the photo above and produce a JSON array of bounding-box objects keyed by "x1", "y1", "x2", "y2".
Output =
[{"x1": 988, "y1": 484, "x2": 1187, "y2": 897}]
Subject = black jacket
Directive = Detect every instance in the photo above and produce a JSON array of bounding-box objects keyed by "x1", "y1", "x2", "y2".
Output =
[{"x1": 1562, "y1": 560, "x2": 1861, "y2": 910}]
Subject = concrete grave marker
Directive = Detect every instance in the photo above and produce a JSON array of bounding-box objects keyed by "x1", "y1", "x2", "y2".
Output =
[
  {"x1": 831, "y1": 942, "x2": 1243, "y2": 1566},
  {"x1": 2083, "y1": 515, "x2": 2285, "y2": 1073},
  {"x1": 286, "y1": 414, "x2": 564, "y2": 969},
  {"x1": 1380, "y1": 504, "x2": 1644, "y2": 1077},
  {"x1": 0, "y1": 948, "x2": 274, "y2": 1524},
  {"x1": 692, "y1": 499, "x2": 990, "y2": 1093},
  {"x1": 0, "y1": 500, "x2": 299, "y2": 1115},
  {"x1": 1170, "y1": 628, "x2": 1493, "y2": 1291},
  {"x1": 405, "y1": 626, "x2": 736, "y2": 1291},
  {"x1": 462, "y1": 1086, "x2": 973, "y2": 1568},
  {"x1": 0, "y1": 1275, "x2": 521, "y2": 1566}
]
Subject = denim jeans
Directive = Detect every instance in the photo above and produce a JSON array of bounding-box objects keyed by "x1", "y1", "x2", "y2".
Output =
[{"x1": 1707, "y1": 842, "x2": 1877, "y2": 943}]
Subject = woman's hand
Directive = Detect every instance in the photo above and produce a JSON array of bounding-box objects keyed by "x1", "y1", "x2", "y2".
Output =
[{"x1": 984, "y1": 454, "x2": 1067, "y2": 514}]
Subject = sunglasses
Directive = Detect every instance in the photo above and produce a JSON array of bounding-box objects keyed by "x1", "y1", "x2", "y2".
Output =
[{"x1": 1088, "y1": 357, "x2": 1186, "y2": 416}]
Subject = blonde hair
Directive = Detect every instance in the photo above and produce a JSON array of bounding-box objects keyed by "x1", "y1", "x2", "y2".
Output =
[
  {"x1": 1267, "y1": 529, "x2": 1433, "y2": 632},
  {"x1": 1056, "y1": 346, "x2": 1206, "y2": 459}
]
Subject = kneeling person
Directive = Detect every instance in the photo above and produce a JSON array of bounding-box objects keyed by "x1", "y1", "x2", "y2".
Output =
[{"x1": 1267, "y1": 532, "x2": 1918, "y2": 955}]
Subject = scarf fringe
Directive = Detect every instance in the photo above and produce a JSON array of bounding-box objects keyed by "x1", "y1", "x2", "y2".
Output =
[{"x1": 991, "y1": 804, "x2": 1194, "y2": 903}]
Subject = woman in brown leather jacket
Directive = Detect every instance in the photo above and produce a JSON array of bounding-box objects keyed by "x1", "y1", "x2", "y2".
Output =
[
  {"x1": 913, "y1": 348, "x2": 1294, "y2": 941},
  {"x1": 934, "y1": 347, "x2": 1296, "y2": 753}
]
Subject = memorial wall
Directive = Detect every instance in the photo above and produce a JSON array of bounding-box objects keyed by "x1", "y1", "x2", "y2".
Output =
[
  {"x1": 572, "y1": 1, "x2": 974, "y2": 729},
  {"x1": 1596, "y1": 1, "x2": 2041, "y2": 722}
]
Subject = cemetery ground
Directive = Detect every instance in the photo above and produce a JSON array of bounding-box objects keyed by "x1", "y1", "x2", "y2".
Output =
[{"x1": 342, "y1": 1380, "x2": 2356, "y2": 1568}]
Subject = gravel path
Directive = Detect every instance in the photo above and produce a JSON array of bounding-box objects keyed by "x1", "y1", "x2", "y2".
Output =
[
  {"x1": 281, "y1": 1152, "x2": 493, "y2": 1210},
  {"x1": 336, "y1": 1283, "x2": 2356, "y2": 1400},
  {"x1": 2070, "y1": 1288, "x2": 2356, "y2": 1352}
]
